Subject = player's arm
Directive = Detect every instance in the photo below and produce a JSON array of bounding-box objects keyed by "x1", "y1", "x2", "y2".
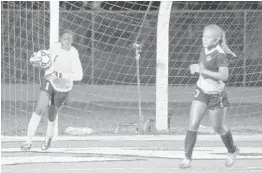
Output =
[
  {"x1": 44, "y1": 44, "x2": 58, "y2": 79},
  {"x1": 200, "y1": 54, "x2": 229, "y2": 81},
  {"x1": 189, "y1": 47, "x2": 205, "y2": 75},
  {"x1": 201, "y1": 66, "x2": 229, "y2": 81},
  {"x1": 65, "y1": 50, "x2": 83, "y2": 81}
]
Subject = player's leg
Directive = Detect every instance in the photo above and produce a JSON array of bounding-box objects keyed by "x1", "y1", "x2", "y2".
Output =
[
  {"x1": 21, "y1": 91, "x2": 51, "y2": 150},
  {"x1": 179, "y1": 88, "x2": 207, "y2": 169},
  {"x1": 41, "y1": 104, "x2": 59, "y2": 150},
  {"x1": 208, "y1": 93, "x2": 239, "y2": 167},
  {"x1": 21, "y1": 78, "x2": 52, "y2": 150},
  {"x1": 46, "y1": 105, "x2": 59, "y2": 137},
  {"x1": 42, "y1": 91, "x2": 69, "y2": 150}
]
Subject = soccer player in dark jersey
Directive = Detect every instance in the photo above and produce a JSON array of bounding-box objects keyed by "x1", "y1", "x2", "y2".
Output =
[{"x1": 179, "y1": 24, "x2": 239, "y2": 169}]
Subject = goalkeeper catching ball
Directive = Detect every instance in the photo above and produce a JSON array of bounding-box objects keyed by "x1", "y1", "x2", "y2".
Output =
[{"x1": 21, "y1": 29, "x2": 83, "y2": 151}]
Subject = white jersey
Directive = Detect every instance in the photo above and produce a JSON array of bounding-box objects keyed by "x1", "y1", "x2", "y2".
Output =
[{"x1": 45, "y1": 42, "x2": 83, "y2": 92}]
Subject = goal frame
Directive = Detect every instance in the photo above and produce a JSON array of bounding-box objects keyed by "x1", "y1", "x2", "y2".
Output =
[
  {"x1": 50, "y1": 0, "x2": 59, "y2": 139},
  {"x1": 50, "y1": 1, "x2": 172, "y2": 135}
]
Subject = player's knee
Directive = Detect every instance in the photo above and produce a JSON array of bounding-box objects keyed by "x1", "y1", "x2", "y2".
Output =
[
  {"x1": 188, "y1": 123, "x2": 200, "y2": 132},
  {"x1": 212, "y1": 126, "x2": 227, "y2": 135},
  {"x1": 48, "y1": 105, "x2": 58, "y2": 122},
  {"x1": 35, "y1": 104, "x2": 48, "y2": 116},
  {"x1": 35, "y1": 91, "x2": 50, "y2": 116}
]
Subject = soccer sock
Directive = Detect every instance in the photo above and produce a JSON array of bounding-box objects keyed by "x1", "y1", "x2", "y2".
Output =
[
  {"x1": 26, "y1": 112, "x2": 42, "y2": 144},
  {"x1": 53, "y1": 116, "x2": 58, "y2": 138},
  {"x1": 184, "y1": 130, "x2": 197, "y2": 159},
  {"x1": 46, "y1": 119, "x2": 56, "y2": 139},
  {"x1": 46, "y1": 105, "x2": 58, "y2": 140},
  {"x1": 221, "y1": 130, "x2": 236, "y2": 153}
]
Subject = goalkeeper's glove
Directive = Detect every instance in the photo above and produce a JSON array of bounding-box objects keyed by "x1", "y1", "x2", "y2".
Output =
[{"x1": 44, "y1": 71, "x2": 56, "y2": 82}]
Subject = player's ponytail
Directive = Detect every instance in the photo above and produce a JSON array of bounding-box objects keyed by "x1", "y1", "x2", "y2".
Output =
[
  {"x1": 220, "y1": 29, "x2": 236, "y2": 57},
  {"x1": 205, "y1": 24, "x2": 236, "y2": 57}
]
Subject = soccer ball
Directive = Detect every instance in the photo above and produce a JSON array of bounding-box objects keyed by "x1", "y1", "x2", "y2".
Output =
[{"x1": 29, "y1": 50, "x2": 51, "y2": 68}]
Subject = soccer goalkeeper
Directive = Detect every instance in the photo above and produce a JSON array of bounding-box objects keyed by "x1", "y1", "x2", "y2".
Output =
[{"x1": 21, "y1": 29, "x2": 83, "y2": 151}]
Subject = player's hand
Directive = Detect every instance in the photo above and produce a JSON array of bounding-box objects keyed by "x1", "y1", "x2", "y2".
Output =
[
  {"x1": 44, "y1": 72, "x2": 56, "y2": 81},
  {"x1": 199, "y1": 62, "x2": 205, "y2": 74},
  {"x1": 52, "y1": 78, "x2": 73, "y2": 91},
  {"x1": 61, "y1": 73, "x2": 72, "y2": 82},
  {"x1": 189, "y1": 64, "x2": 200, "y2": 74}
]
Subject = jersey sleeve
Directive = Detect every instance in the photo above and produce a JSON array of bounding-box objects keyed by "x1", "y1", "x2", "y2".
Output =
[
  {"x1": 66, "y1": 49, "x2": 83, "y2": 81},
  {"x1": 216, "y1": 53, "x2": 229, "y2": 68},
  {"x1": 45, "y1": 43, "x2": 60, "y2": 76}
]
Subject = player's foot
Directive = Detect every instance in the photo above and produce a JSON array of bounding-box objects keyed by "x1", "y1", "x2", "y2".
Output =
[
  {"x1": 179, "y1": 157, "x2": 192, "y2": 169},
  {"x1": 225, "y1": 146, "x2": 239, "y2": 167},
  {"x1": 41, "y1": 137, "x2": 52, "y2": 150},
  {"x1": 20, "y1": 143, "x2": 32, "y2": 151}
]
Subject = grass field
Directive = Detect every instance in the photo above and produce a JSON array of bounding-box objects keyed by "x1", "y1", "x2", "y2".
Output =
[
  {"x1": 2, "y1": 101, "x2": 262, "y2": 136},
  {"x1": 1, "y1": 85, "x2": 262, "y2": 136}
]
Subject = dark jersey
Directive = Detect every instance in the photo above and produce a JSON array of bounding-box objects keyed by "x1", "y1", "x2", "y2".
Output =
[{"x1": 197, "y1": 45, "x2": 229, "y2": 94}]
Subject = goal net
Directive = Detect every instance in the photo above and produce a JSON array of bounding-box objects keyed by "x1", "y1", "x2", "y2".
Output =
[
  {"x1": 168, "y1": 2, "x2": 262, "y2": 133},
  {"x1": 1, "y1": 1, "x2": 262, "y2": 136}
]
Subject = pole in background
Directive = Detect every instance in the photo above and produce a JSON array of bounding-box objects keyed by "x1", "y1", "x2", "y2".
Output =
[{"x1": 50, "y1": 0, "x2": 60, "y2": 140}]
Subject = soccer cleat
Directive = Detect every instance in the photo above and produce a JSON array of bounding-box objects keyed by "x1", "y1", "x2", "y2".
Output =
[
  {"x1": 20, "y1": 143, "x2": 32, "y2": 151},
  {"x1": 41, "y1": 137, "x2": 52, "y2": 151},
  {"x1": 179, "y1": 157, "x2": 192, "y2": 169},
  {"x1": 225, "y1": 146, "x2": 240, "y2": 167}
]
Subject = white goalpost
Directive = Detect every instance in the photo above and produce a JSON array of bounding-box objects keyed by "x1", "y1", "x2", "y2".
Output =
[
  {"x1": 52, "y1": 1, "x2": 170, "y2": 135},
  {"x1": 49, "y1": 0, "x2": 60, "y2": 140},
  {"x1": 156, "y1": 1, "x2": 172, "y2": 132}
]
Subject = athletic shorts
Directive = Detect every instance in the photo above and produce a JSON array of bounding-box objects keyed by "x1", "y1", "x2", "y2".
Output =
[
  {"x1": 193, "y1": 86, "x2": 230, "y2": 110},
  {"x1": 40, "y1": 78, "x2": 69, "y2": 107}
]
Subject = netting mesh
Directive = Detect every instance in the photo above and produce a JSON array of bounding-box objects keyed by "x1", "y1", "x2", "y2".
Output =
[
  {"x1": 1, "y1": 1, "x2": 262, "y2": 135},
  {"x1": 169, "y1": 10, "x2": 262, "y2": 86},
  {"x1": 1, "y1": 2, "x2": 49, "y2": 84}
]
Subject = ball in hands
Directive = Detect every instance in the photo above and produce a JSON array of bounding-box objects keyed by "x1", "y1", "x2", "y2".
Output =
[{"x1": 29, "y1": 50, "x2": 51, "y2": 69}]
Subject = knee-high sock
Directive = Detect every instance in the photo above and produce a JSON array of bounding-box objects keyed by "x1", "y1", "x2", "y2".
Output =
[
  {"x1": 184, "y1": 130, "x2": 197, "y2": 159},
  {"x1": 46, "y1": 120, "x2": 56, "y2": 139},
  {"x1": 26, "y1": 112, "x2": 42, "y2": 144},
  {"x1": 47, "y1": 105, "x2": 58, "y2": 140},
  {"x1": 221, "y1": 130, "x2": 236, "y2": 153},
  {"x1": 53, "y1": 116, "x2": 58, "y2": 139}
]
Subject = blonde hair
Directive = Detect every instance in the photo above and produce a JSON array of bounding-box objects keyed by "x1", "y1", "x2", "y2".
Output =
[{"x1": 204, "y1": 24, "x2": 236, "y2": 57}]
